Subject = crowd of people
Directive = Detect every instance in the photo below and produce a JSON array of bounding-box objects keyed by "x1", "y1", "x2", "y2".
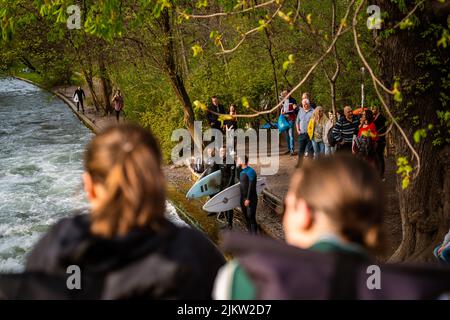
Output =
[
  {"x1": 279, "y1": 89, "x2": 387, "y2": 179},
  {"x1": 1, "y1": 123, "x2": 449, "y2": 300}
]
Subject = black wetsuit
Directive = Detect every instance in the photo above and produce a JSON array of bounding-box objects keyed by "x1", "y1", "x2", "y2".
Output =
[
  {"x1": 219, "y1": 156, "x2": 236, "y2": 229},
  {"x1": 239, "y1": 166, "x2": 258, "y2": 234},
  {"x1": 73, "y1": 89, "x2": 86, "y2": 113}
]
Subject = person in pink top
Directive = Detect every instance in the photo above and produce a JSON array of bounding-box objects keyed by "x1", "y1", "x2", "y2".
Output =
[{"x1": 112, "y1": 90, "x2": 124, "y2": 122}]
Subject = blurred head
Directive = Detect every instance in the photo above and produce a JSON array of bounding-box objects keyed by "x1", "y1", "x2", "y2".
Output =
[
  {"x1": 313, "y1": 106, "x2": 324, "y2": 122},
  {"x1": 220, "y1": 147, "x2": 227, "y2": 158},
  {"x1": 206, "y1": 147, "x2": 216, "y2": 158},
  {"x1": 211, "y1": 96, "x2": 219, "y2": 106},
  {"x1": 363, "y1": 109, "x2": 374, "y2": 124},
  {"x1": 237, "y1": 155, "x2": 249, "y2": 167},
  {"x1": 371, "y1": 106, "x2": 380, "y2": 116},
  {"x1": 302, "y1": 99, "x2": 311, "y2": 110},
  {"x1": 344, "y1": 106, "x2": 353, "y2": 120},
  {"x1": 229, "y1": 104, "x2": 236, "y2": 115},
  {"x1": 302, "y1": 92, "x2": 310, "y2": 100},
  {"x1": 283, "y1": 154, "x2": 384, "y2": 253},
  {"x1": 77, "y1": 86, "x2": 81, "y2": 90},
  {"x1": 83, "y1": 124, "x2": 166, "y2": 238},
  {"x1": 328, "y1": 111, "x2": 334, "y2": 120}
]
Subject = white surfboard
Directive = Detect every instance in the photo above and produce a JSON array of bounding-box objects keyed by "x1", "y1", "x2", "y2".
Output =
[
  {"x1": 186, "y1": 170, "x2": 222, "y2": 199},
  {"x1": 202, "y1": 177, "x2": 266, "y2": 212}
]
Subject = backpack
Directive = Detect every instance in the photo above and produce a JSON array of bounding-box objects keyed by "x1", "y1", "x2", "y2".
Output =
[
  {"x1": 327, "y1": 125, "x2": 337, "y2": 147},
  {"x1": 353, "y1": 135, "x2": 375, "y2": 158}
]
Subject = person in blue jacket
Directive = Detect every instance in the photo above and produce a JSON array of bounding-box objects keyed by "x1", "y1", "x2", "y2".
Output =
[
  {"x1": 237, "y1": 155, "x2": 258, "y2": 234},
  {"x1": 434, "y1": 228, "x2": 450, "y2": 263}
]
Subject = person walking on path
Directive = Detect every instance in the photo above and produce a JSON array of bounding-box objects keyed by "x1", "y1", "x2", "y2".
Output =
[
  {"x1": 371, "y1": 106, "x2": 387, "y2": 180},
  {"x1": 332, "y1": 106, "x2": 360, "y2": 153},
  {"x1": 308, "y1": 106, "x2": 328, "y2": 158},
  {"x1": 73, "y1": 86, "x2": 86, "y2": 114},
  {"x1": 112, "y1": 90, "x2": 124, "y2": 123},
  {"x1": 296, "y1": 98, "x2": 314, "y2": 166},
  {"x1": 280, "y1": 89, "x2": 298, "y2": 156},
  {"x1": 237, "y1": 155, "x2": 258, "y2": 234}
]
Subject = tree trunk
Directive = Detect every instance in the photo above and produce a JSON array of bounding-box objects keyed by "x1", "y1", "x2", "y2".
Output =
[
  {"x1": 375, "y1": 0, "x2": 450, "y2": 262},
  {"x1": 98, "y1": 58, "x2": 113, "y2": 115},
  {"x1": 160, "y1": 9, "x2": 196, "y2": 138}
]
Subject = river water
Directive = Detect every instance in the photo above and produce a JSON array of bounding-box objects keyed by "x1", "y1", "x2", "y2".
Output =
[{"x1": 0, "y1": 78, "x2": 186, "y2": 272}]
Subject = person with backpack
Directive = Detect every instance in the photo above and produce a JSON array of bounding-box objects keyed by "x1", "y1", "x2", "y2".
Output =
[
  {"x1": 280, "y1": 89, "x2": 298, "y2": 156},
  {"x1": 332, "y1": 106, "x2": 360, "y2": 153},
  {"x1": 353, "y1": 109, "x2": 378, "y2": 167},
  {"x1": 324, "y1": 111, "x2": 336, "y2": 155},
  {"x1": 3, "y1": 124, "x2": 225, "y2": 299}
]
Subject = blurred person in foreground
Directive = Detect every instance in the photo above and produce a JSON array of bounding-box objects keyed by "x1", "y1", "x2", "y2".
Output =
[
  {"x1": 0, "y1": 124, "x2": 225, "y2": 299},
  {"x1": 213, "y1": 154, "x2": 450, "y2": 300}
]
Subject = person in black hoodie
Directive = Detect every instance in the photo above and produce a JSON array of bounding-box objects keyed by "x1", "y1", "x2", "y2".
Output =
[
  {"x1": 73, "y1": 86, "x2": 86, "y2": 114},
  {"x1": 206, "y1": 96, "x2": 225, "y2": 131},
  {"x1": 0, "y1": 124, "x2": 225, "y2": 299}
]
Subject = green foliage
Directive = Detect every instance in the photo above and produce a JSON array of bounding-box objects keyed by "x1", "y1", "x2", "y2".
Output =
[{"x1": 396, "y1": 156, "x2": 413, "y2": 189}]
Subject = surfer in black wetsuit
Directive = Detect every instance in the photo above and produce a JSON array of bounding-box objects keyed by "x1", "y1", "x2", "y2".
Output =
[
  {"x1": 219, "y1": 147, "x2": 236, "y2": 229},
  {"x1": 73, "y1": 87, "x2": 86, "y2": 114},
  {"x1": 237, "y1": 155, "x2": 258, "y2": 234}
]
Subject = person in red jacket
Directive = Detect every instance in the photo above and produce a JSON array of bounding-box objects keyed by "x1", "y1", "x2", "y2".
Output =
[{"x1": 354, "y1": 109, "x2": 378, "y2": 168}]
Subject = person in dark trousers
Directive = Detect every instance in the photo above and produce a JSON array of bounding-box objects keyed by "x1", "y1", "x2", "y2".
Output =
[
  {"x1": 371, "y1": 106, "x2": 387, "y2": 180},
  {"x1": 73, "y1": 86, "x2": 86, "y2": 114},
  {"x1": 219, "y1": 147, "x2": 236, "y2": 229},
  {"x1": 296, "y1": 98, "x2": 314, "y2": 166},
  {"x1": 207, "y1": 96, "x2": 225, "y2": 131},
  {"x1": 112, "y1": 90, "x2": 124, "y2": 122},
  {"x1": 332, "y1": 106, "x2": 360, "y2": 153},
  {"x1": 280, "y1": 89, "x2": 298, "y2": 156},
  {"x1": 0, "y1": 125, "x2": 225, "y2": 299},
  {"x1": 237, "y1": 155, "x2": 258, "y2": 234}
]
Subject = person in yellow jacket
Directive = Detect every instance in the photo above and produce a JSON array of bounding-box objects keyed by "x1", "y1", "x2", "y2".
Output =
[{"x1": 307, "y1": 106, "x2": 328, "y2": 158}]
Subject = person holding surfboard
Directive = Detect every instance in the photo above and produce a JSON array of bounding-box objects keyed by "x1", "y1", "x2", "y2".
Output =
[
  {"x1": 73, "y1": 86, "x2": 86, "y2": 114},
  {"x1": 219, "y1": 147, "x2": 236, "y2": 229},
  {"x1": 237, "y1": 155, "x2": 258, "y2": 234}
]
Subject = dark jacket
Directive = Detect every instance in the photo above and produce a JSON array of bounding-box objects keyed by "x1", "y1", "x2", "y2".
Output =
[
  {"x1": 219, "y1": 156, "x2": 236, "y2": 190},
  {"x1": 206, "y1": 103, "x2": 225, "y2": 130},
  {"x1": 222, "y1": 232, "x2": 450, "y2": 299},
  {"x1": 73, "y1": 89, "x2": 86, "y2": 101},
  {"x1": 373, "y1": 113, "x2": 387, "y2": 143},
  {"x1": 204, "y1": 157, "x2": 219, "y2": 176},
  {"x1": 1, "y1": 214, "x2": 225, "y2": 299}
]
